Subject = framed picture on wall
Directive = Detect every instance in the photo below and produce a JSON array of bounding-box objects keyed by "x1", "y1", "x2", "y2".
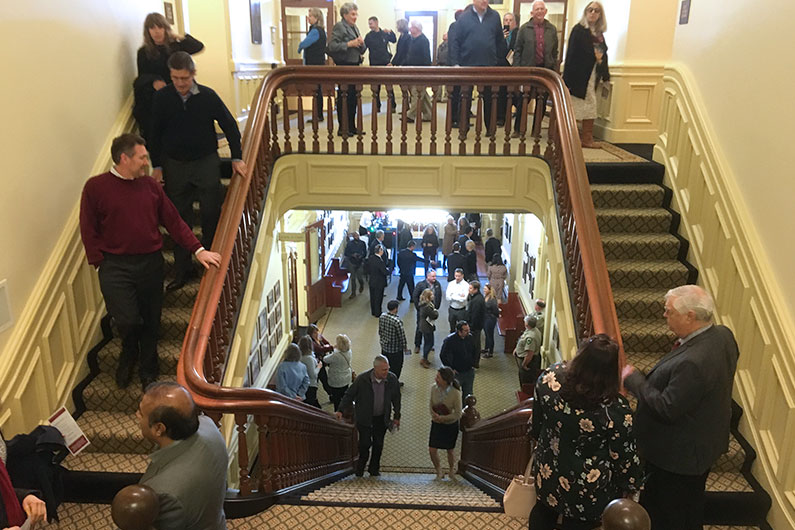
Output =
[
  {"x1": 258, "y1": 308, "x2": 268, "y2": 340},
  {"x1": 249, "y1": 0, "x2": 262, "y2": 44},
  {"x1": 269, "y1": 333, "x2": 278, "y2": 357},
  {"x1": 274, "y1": 280, "x2": 281, "y2": 301},
  {"x1": 267, "y1": 289, "x2": 275, "y2": 309},
  {"x1": 275, "y1": 301, "x2": 282, "y2": 323},
  {"x1": 259, "y1": 339, "x2": 270, "y2": 363},
  {"x1": 275, "y1": 323, "x2": 283, "y2": 343},
  {"x1": 163, "y1": 2, "x2": 175, "y2": 25},
  {"x1": 267, "y1": 311, "x2": 275, "y2": 334}
]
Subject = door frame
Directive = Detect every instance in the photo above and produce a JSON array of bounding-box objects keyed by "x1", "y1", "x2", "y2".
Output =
[
  {"x1": 281, "y1": 0, "x2": 335, "y2": 66},
  {"x1": 405, "y1": 11, "x2": 438, "y2": 63}
]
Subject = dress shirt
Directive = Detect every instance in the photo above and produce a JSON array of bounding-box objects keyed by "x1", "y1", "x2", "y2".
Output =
[
  {"x1": 534, "y1": 21, "x2": 546, "y2": 65},
  {"x1": 371, "y1": 371, "x2": 386, "y2": 416},
  {"x1": 678, "y1": 323, "x2": 714, "y2": 347},
  {"x1": 446, "y1": 279, "x2": 470, "y2": 309}
]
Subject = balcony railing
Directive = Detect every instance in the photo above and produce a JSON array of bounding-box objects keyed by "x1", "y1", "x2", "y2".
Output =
[{"x1": 177, "y1": 66, "x2": 622, "y2": 505}]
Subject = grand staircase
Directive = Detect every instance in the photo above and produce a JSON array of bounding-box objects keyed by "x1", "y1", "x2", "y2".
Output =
[{"x1": 589, "y1": 160, "x2": 771, "y2": 528}]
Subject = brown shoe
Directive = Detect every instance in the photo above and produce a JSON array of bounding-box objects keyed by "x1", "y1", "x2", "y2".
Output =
[
  {"x1": 413, "y1": 347, "x2": 420, "y2": 354},
  {"x1": 580, "y1": 119, "x2": 597, "y2": 148},
  {"x1": 420, "y1": 359, "x2": 431, "y2": 368}
]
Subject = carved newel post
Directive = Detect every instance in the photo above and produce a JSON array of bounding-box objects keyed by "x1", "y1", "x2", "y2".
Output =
[
  {"x1": 111, "y1": 484, "x2": 160, "y2": 530},
  {"x1": 460, "y1": 394, "x2": 481, "y2": 431},
  {"x1": 601, "y1": 498, "x2": 651, "y2": 530}
]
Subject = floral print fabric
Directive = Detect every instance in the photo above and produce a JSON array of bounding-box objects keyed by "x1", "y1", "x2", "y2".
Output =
[{"x1": 531, "y1": 363, "x2": 642, "y2": 522}]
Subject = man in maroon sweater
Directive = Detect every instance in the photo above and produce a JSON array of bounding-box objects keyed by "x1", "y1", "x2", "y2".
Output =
[{"x1": 80, "y1": 133, "x2": 221, "y2": 390}]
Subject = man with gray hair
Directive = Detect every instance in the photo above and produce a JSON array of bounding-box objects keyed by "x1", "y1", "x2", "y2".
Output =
[
  {"x1": 328, "y1": 2, "x2": 367, "y2": 136},
  {"x1": 622, "y1": 285, "x2": 739, "y2": 530},
  {"x1": 337, "y1": 355, "x2": 402, "y2": 477},
  {"x1": 404, "y1": 19, "x2": 433, "y2": 123}
]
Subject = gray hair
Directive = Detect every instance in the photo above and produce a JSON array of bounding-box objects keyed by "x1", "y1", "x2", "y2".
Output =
[
  {"x1": 465, "y1": 239, "x2": 475, "y2": 251},
  {"x1": 524, "y1": 315, "x2": 538, "y2": 328},
  {"x1": 409, "y1": 19, "x2": 422, "y2": 32},
  {"x1": 335, "y1": 334, "x2": 351, "y2": 352},
  {"x1": 396, "y1": 18, "x2": 408, "y2": 33},
  {"x1": 284, "y1": 343, "x2": 301, "y2": 362},
  {"x1": 340, "y1": 2, "x2": 358, "y2": 17},
  {"x1": 579, "y1": 1, "x2": 607, "y2": 34},
  {"x1": 373, "y1": 354, "x2": 389, "y2": 367},
  {"x1": 665, "y1": 285, "x2": 714, "y2": 322},
  {"x1": 308, "y1": 7, "x2": 325, "y2": 29}
]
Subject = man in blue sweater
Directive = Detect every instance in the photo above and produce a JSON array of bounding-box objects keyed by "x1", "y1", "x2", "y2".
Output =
[
  {"x1": 449, "y1": 0, "x2": 507, "y2": 132},
  {"x1": 150, "y1": 52, "x2": 247, "y2": 292}
]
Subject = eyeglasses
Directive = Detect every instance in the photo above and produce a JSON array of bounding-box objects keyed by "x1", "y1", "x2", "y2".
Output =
[{"x1": 587, "y1": 7, "x2": 601, "y2": 13}]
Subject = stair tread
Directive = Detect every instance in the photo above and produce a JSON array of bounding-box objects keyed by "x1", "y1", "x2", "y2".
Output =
[
  {"x1": 77, "y1": 410, "x2": 154, "y2": 454},
  {"x1": 601, "y1": 233, "x2": 679, "y2": 242},
  {"x1": 98, "y1": 339, "x2": 182, "y2": 374},
  {"x1": 607, "y1": 259, "x2": 689, "y2": 271},
  {"x1": 83, "y1": 373, "x2": 178, "y2": 413},
  {"x1": 63, "y1": 452, "x2": 149, "y2": 474}
]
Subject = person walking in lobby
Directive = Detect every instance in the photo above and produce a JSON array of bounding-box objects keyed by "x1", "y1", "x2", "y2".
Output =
[{"x1": 428, "y1": 367, "x2": 462, "y2": 480}]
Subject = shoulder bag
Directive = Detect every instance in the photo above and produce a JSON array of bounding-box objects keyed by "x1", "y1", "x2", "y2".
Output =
[
  {"x1": 343, "y1": 353, "x2": 356, "y2": 383},
  {"x1": 502, "y1": 453, "x2": 536, "y2": 518}
]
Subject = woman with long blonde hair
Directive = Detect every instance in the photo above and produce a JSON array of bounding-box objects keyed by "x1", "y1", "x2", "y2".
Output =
[
  {"x1": 562, "y1": 1, "x2": 609, "y2": 148},
  {"x1": 133, "y1": 12, "x2": 204, "y2": 141}
]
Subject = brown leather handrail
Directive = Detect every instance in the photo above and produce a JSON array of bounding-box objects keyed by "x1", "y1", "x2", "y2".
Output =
[{"x1": 177, "y1": 66, "x2": 622, "y2": 499}]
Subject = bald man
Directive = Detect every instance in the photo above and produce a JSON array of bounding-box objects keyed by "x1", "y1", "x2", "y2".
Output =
[{"x1": 137, "y1": 382, "x2": 228, "y2": 530}]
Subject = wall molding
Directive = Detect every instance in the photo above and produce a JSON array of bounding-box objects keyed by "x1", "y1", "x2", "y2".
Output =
[
  {"x1": 0, "y1": 94, "x2": 136, "y2": 436},
  {"x1": 596, "y1": 62, "x2": 666, "y2": 144},
  {"x1": 654, "y1": 64, "x2": 795, "y2": 529}
]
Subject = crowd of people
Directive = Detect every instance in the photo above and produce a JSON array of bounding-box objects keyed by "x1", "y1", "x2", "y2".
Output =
[{"x1": 298, "y1": 0, "x2": 610, "y2": 146}]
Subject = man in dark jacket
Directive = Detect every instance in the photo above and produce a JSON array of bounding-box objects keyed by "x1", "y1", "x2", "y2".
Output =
[
  {"x1": 344, "y1": 232, "x2": 367, "y2": 298},
  {"x1": 397, "y1": 222, "x2": 413, "y2": 250},
  {"x1": 364, "y1": 16, "x2": 396, "y2": 112},
  {"x1": 445, "y1": 243, "x2": 466, "y2": 281},
  {"x1": 396, "y1": 241, "x2": 422, "y2": 301},
  {"x1": 466, "y1": 281, "x2": 486, "y2": 354},
  {"x1": 484, "y1": 228, "x2": 502, "y2": 265},
  {"x1": 336, "y1": 355, "x2": 401, "y2": 477},
  {"x1": 366, "y1": 245, "x2": 390, "y2": 317},
  {"x1": 405, "y1": 20, "x2": 433, "y2": 122},
  {"x1": 440, "y1": 321, "x2": 479, "y2": 399},
  {"x1": 328, "y1": 2, "x2": 366, "y2": 136},
  {"x1": 411, "y1": 269, "x2": 443, "y2": 353},
  {"x1": 449, "y1": 0, "x2": 507, "y2": 131}
]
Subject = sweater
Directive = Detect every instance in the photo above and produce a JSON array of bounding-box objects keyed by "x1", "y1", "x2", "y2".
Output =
[
  {"x1": 405, "y1": 33, "x2": 431, "y2": 66},
  {"x1": 276, "y1": 361, "x2": 309, "y2": 399},
  {"x1": 323, "y1": 349, "x2": 353, "y2": 388},
  {"x1": 429, "y1": 384, "x2": 462, "y2": 424},
  {"x1": 149, "y1": 83, "x2": 242, "y2": 167},
  {"x1": 299, "y1": 354, "x2": 319, "y2": 388},
  {"x1": 79, "y1": 172, "x2": 202, "y2": 266}
]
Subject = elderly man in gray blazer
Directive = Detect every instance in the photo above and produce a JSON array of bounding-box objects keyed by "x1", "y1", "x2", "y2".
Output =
[
  {"x1": 622, "y1": 285, "x2": 739, "y2": 530},
  {"x1": 138, "y1": 382, "x2": 228, "y2": 530},
  {"x1": 328, "y1": 2, "x2": 366, "y2": 136}
]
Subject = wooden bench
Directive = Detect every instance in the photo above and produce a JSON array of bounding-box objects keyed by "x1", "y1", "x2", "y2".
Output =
[
  {"x1": 498, "y1": 292, "x2": 527, "y2": 354},
  {"x1": 324, "y1": 258, "x2": 348, "y2": 308}
]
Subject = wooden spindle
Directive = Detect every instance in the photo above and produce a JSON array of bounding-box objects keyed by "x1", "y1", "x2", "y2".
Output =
[
  {"x1": 458, "y1": 87, "x2": 469, "y2": 155},
  {"x1": 269, "y1": 100, "x2": 280, "y2": 158},
  {"x1": 444, "y1": 89, "x2": 453, "y2": 155},
  {"x1": 256, "y1": 417, "x2": 271, "y2": 492},
  {"x1": 355, "y1": 84, "x2": 364, "y2": 154},
  {"x1": 282, "y1": 90, "x2": 292, "y2": 155},
  {"x1": 235, "y1": 414, "x2": 251, "y2": 495},
  {"x1": 371, "y1": 84, "x2": 379, "y2": 154},
  {"x1": 311, "y1": 90, "x2": 320, "y2": 152},
  {"x1": 400, "y1": 86, "x2": 408, "y2": 155},
  {"x1": 518, "y1": 90, "x2": 530, "y2": 156},
  {"x1": 489, "y1": 86, "x2": 498, "y2": 155},
  {"x1": 326, "y1": 92, "x2": 335, "y2": 153},
  {"x1": 340, "y1": 85, "x2": 350, "y2": 154},
  {"x1": 503, "y1": 85, "x2": 514, "y2": 154},
  {"x1": 430, "y1": 86, "x2": 438, "y2": 156},
  {"x1": 474, "y1": 87, "x2": 483, "y2": 155},
  {"x1": 296, "y1": 88, "x2": 306, "y2": 153},
  {"x1": 386, "y1": 84, "x2": 394, "y2": 155},
  {"x1": 414, "y1": 86, "x2": 423, "y2": 155}
]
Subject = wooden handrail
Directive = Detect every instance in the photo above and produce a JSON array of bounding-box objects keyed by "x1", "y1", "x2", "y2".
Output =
[{"x1": 177, "y1": 66, "x2": 622, "y2": 501}]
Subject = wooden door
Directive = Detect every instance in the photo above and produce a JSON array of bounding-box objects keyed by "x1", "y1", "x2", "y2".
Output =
[
  {"x1": 287, "y1": 249, "x2": 299, "y2": 331},
  {"x1": 305, "y1": 220, "x2": 326, "y2": 323},
  {"x1": 281, "y1": 0, "x2": 334, "y2": 66}
]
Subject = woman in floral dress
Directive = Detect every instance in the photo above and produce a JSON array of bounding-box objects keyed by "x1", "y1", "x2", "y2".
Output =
[{"x1": 530, "y1": 334, "x2": 642, "y2": 529}]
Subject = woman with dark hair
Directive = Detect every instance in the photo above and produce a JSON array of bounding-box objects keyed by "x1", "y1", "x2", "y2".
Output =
[
  {"x1": 530, "y1": 334, "x2": 642, "y2": 529},
  {"x1": 482, "y1": 283, "x2": 500, "y2": 357},
  {"x1": 308, "y1": 323, "x2": 334, "y2": 397},
  {"x1": 487, "y1": 254, "x2": 508, "y2": 302},
  {"x1": 562, "y1": 1, "x2": 609, "y2": 148},
  {"x1": 392, "y1": 18, "x2": 410, "y2": 66},
  {"x1": 421, "y1": 225, "x2": 440, "y2": 273},
  {"x1": 133, "y1": 12, "x2": 204, "y2": 141},
  {"x1": 418, "y1": 289, "x2": 439, "y2": 368},
  {"x1": 429, "y1": 367, "x2": 462, "y2": 479}
]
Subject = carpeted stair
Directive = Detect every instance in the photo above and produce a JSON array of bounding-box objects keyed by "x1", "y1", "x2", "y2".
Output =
[{"x1": 588, "y1": 161, "x2": 771, "y2": 528}]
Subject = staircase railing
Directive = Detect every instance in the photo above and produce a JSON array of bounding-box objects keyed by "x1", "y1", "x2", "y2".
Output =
[{"x1": 177, "y1": 66, "x2": 622, "y2": 506}]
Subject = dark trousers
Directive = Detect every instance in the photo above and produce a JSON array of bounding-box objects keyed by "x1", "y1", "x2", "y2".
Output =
[
  {"x1": 421, "y1": 331, "x2": 435, "y2": 360},
  {"x1": 336, "y1": 83, "x2": 358, "y2": 133},
  {"x1": 304, "y1": 386, "x2": 321, "y2": 408},
  {"x1": 384, "y1": 350, "x2": 404, "y2": 380},
  {"x1": 318, "y1": 364, "x2": 333, "y2": 395},
  {"x1": 448, "y1": 306, "x2": 466, "y2": 333},
  {"x1": 397, "y1": 274, "x2": 414, "y2": 300},
  {"x1": 98, "y1": 252, "x2": 164, "y2": 380},
  {"x1": 328, "y1": 385, "x2": 349, "y2": 412},
  {"x1": 470, "y1": 328, "x2": 482, "y2": 353},
  {"x1": 369, "y1": 284, "x2": 385, "y2": 317},
  {"x1": 357, "y1": 415, "x2": 388, "y2": 474},
  {"x1": 372, "y1": 84, "x2": 396, "y2": 111},
  {"x1": 452, "y1": 86, "x2": 493, "y2": 131},
  {"x1": 484, "y1": 314, "x2": 497, "y2": 352},
  {"x1": 163, "y1": 152, "x2": 223, "y2": 278},
  {"x1": 423, "y1": 249, "x2": 437, "y2": 272},
  {"x1": 414, "y1": 311, "x2": 423, "y2": 349},
  {"x1": 313, "y1": 85, "x2": 324, "y2": 120},
  {"x1": 529, "y1": 500, "x2": 600, "y2": 530},
  {"x1": 516, "y1": 353, "x2": 541, "y2": 387},
  {"x1": 641, "y1": 462, "x2": 710, "y2": 530}
]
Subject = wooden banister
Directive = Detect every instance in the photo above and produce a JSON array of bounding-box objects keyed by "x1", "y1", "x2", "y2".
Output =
[{"x1": 177, "y1": 66, "x2": 622, "y2": 505}]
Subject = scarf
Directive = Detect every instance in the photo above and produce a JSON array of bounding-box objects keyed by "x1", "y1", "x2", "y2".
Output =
[{"x1": 0, "y1": 459, "x2": 25, "y2": 527}]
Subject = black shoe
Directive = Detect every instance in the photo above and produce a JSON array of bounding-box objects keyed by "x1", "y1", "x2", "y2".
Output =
[
  {"x1": 406, "y1": 118, "x2": 415, "y2": 123},
  {"x1": 396, "y1": 297, "x2": 405, "y2": 301},
  {"x1": 166, "y1": 268, "x2": 195, "y2": 292},
  {"x1": 369, "y1": 470, "x2": 381, "y2": 477},
  {"x1": 399, "y1": 382, "x2": 404, "y2": 387},
  {"x1": 115, "y1": 366, "x2": 133, "y2": 389},
  {"x1": 451, "y1": 121, "x2": 459, "y2": 129},
  {"x1": 141, "y1": 375, "x2": 157, "y2": 392},
  {"x1": 355, "y1": 466, "x2": 365, "y2": 477}
]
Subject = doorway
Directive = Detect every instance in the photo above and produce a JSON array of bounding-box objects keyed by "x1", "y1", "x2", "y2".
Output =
[{"x1": 281, "y1": 0, "x2": 334, "y2": 66}]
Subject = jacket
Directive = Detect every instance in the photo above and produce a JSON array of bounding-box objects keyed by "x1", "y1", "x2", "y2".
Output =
[
  {"x1": 397, "y1": 248, "x2": 421, "y2": 276},
  {"x1": 419, "y1": 302, "x2": 439, "y2": 334},
  {"x1": 412, "y1": 280, "x2": 443, "y2": 309},
  {"x1": 366, "y1": 254, "x2": 389, "y2": 288},
  {"x1": 392, "y1": 32, "x2": 410, "y2": 66},
  {"x1": 405, "y1": 33, "x2": 431, "y2": 66},
  {"x1": 562, "y1": 24, "x2": 610, "y2": 99},
  {"x1": 446, "y1": 252, "x2": 466, "y2": 281},
  {"x1": 624, "y1": 325, "x2": 739, "y2": 475},
  {"x1": 466, "y1": 291, "x2": 486, "y2": 330},
  {"x1": 301, "y1": 24, "x2": 327, "y2": 65},
  {"x1": 328, "y1": 20, "x2": 365, "y2": 65},
  {"x1": 440, "y1": 332, "x2": 479, "y2": 373},
  {"x1": 449, "y1": 6, "x2": 507, "y2": 66},
  {"x1": 513, "y1": 19, "x2": 558, "y2": 69},
  {"x1": 364, "y1": 29, "x2": 396, "y2": 65},
  {"x1": 484, "y1": 237, "x2": 502, "y2": 264},
  {"x1": 339, "y1": 369, "x2": 402, "y2": 427}
]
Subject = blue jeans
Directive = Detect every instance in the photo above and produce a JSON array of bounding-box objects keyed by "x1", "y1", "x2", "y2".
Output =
[
  {"x1": 455, "y1": 368, "x2": 475, "y2": 400},
  {"x1": 422, "y1": 331, "x2": 435, "y2": 360},
  {"x1": 484, "y1": 314, "x2": 497, "y2": 353}
]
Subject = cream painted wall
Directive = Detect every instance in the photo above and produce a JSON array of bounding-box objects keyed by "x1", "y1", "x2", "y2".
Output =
[
  {"x1": 185, "y1": 0, "x2": 235, "y2": 107},
  {"x1": 670, "y1": 0, "x2": 795, "y2": 318},
  {"x1": 229, "y1": 0, "x2": 279, "y2": 64},
  {"x1": 0, "y1": 0, "x2": 159, "y2": 355}
]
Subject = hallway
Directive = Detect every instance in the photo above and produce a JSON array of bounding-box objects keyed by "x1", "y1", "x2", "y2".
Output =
[{"x1": 316, "y1": 260, "x2": 519, "y2": 472}]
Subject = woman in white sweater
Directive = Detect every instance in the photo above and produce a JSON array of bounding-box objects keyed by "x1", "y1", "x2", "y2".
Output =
[
  {"x1": 323, "y1": 334, "x2": 353, "y2": 411},
  {"x1": 429, "y1": 366, "x2": 463, "y2": 479}
]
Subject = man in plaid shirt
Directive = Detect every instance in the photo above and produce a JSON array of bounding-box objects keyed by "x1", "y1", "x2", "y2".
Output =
[{"x1": 379, "y1": 300, "x2": 409, "y2": 384}]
